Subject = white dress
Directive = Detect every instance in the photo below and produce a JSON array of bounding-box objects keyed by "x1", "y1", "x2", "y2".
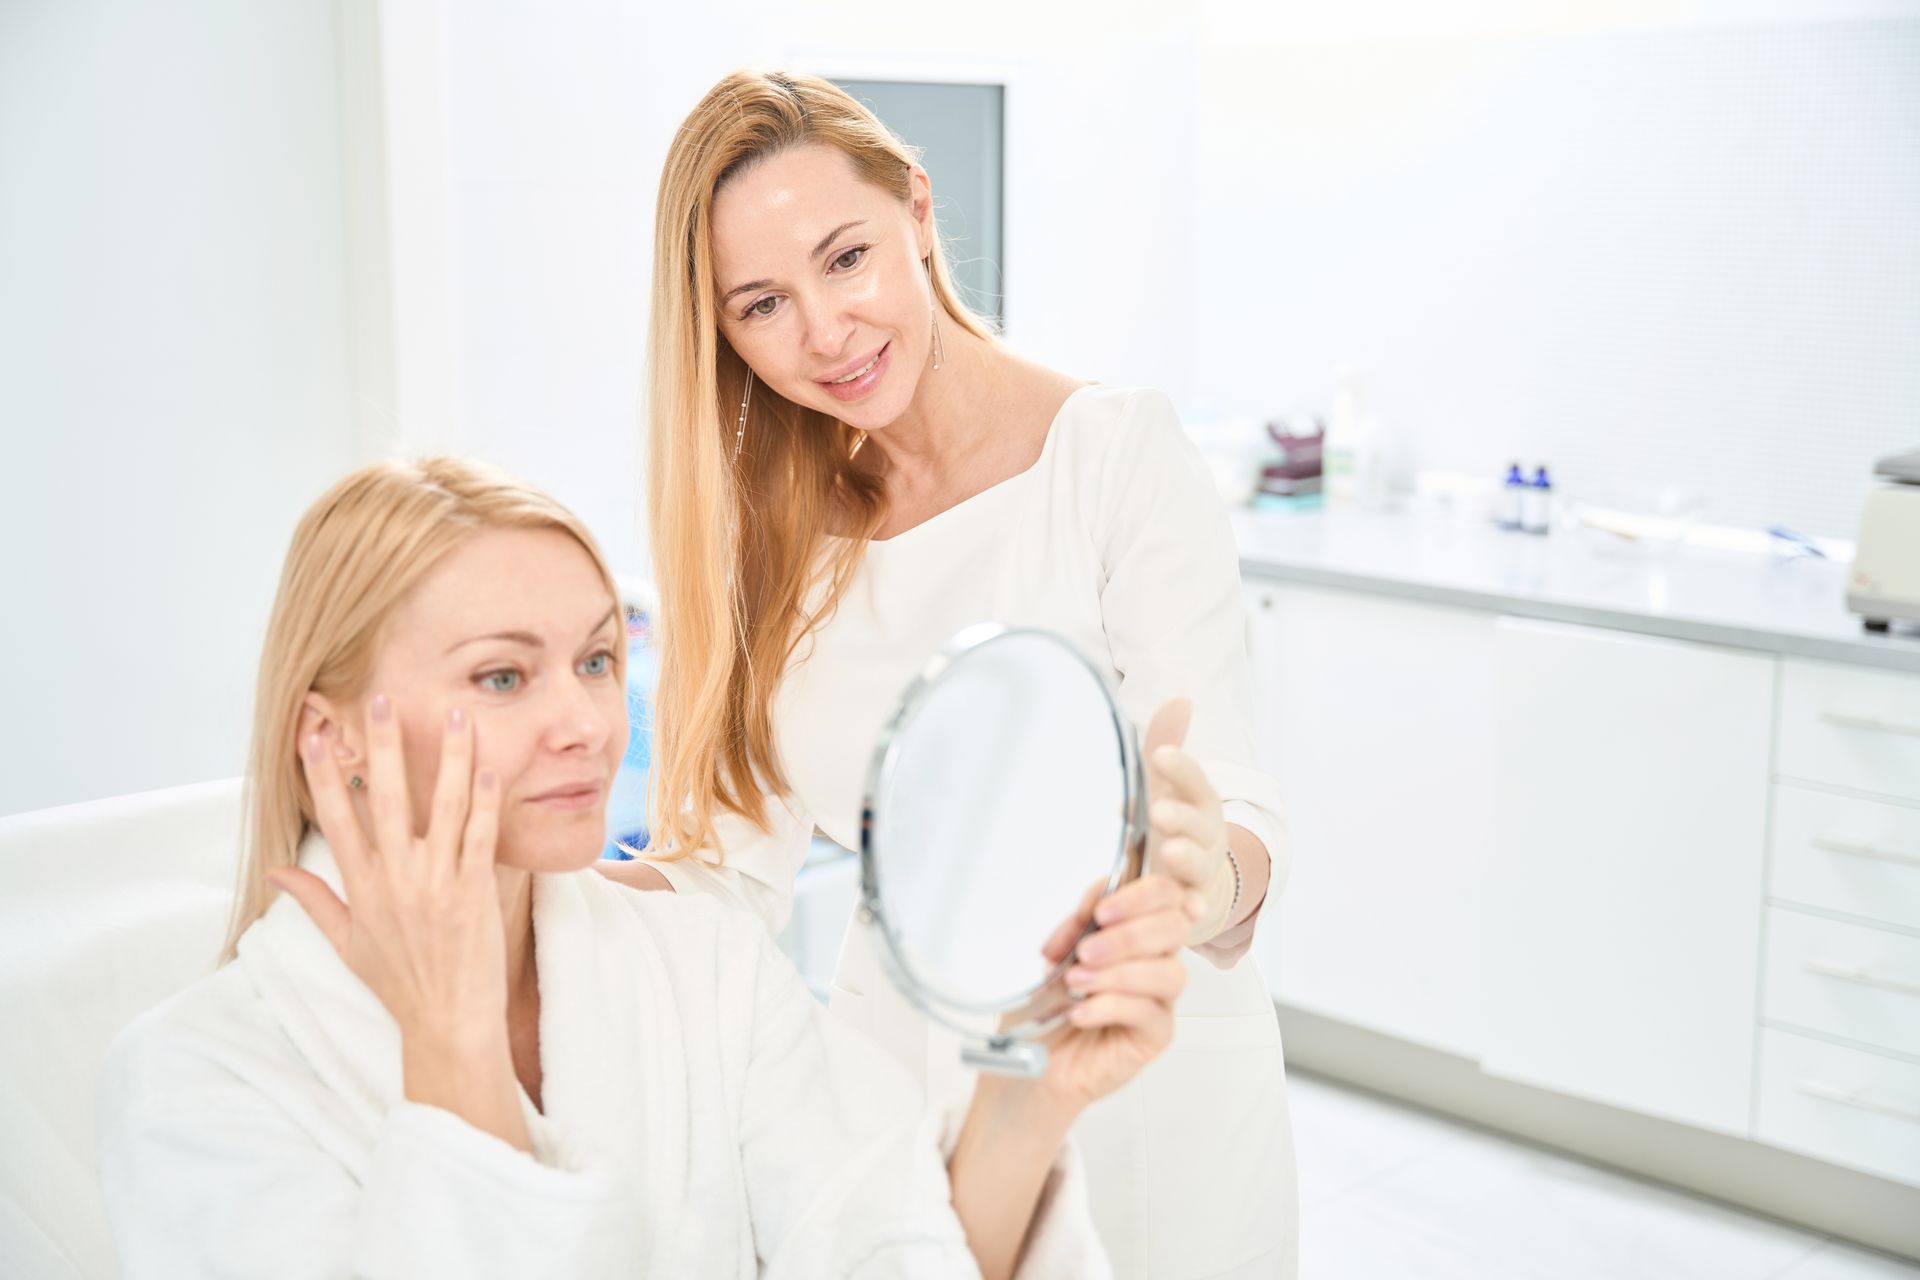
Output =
[
  {"x1": 643, "y1": 385, "x2": 1298, "y2": 1279},
  {"x1": 95, "y1": 836, "x2": 1108, "y2": 1278}
]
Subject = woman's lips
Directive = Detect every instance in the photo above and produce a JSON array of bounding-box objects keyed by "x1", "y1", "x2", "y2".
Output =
[
  {"x1": 525, "y1": 782, "x2": 603, "y2": 811},
  {"x1": 818, "y1": 341, "x2": 891, "y2": 403}
]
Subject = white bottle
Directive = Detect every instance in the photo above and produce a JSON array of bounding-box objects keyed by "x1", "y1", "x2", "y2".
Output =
[
  {"x1": 1521, "y1": 465, "x2": 1553, "y2": 534},
  {"x1": 1324, "y1": 366, "x2": 1367, "y2": 503}
]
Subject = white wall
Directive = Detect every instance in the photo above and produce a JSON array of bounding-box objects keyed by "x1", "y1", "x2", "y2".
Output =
[
  {"x1": 1189, "y1": 3, "x2": 1920, "y2": 536},
  {"x1": 0, "y1": 0, "x2": 358, "y2": 815}
]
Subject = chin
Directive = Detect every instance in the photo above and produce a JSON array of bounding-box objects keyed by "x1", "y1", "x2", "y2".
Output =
[{"x1": 498, "y1": 811, "x2": 610, "y2": 874}]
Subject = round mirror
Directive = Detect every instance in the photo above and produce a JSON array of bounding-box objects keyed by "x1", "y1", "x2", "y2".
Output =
[{"x1": 858, "y1": 624, "x2": 1147, "y2": 1076}]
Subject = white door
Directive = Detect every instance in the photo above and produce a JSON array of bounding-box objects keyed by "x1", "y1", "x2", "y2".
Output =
[
  {"x1": 1478, "y1": 617, "x2": 1773, "y2": 1136},
  {"x1": 1245, "y1": 580, "x2": 1498, "y2": 1061}
]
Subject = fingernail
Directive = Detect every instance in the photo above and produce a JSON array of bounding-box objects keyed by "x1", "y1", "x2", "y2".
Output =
[
  {"x1": 1079, "y1": 941, "x2": 1104, "y2": 964},
  {"x1": 370, "y1": 694, "x2": 391, "y2": 723},
  {"x1": 301, "y1": 733, "x2": 323, "y2": 761},
  {"x1": 1067, "y1": 966, "x2": 1092, "y2": 986},
  {"x1": 448, "y1": 705, "x2": 465, "y2": 729},
  {"x1": 478, "y1": 768, "x2": 497, "y2": 790},
  {"x1": 1093, "y1": 901, "x2": 1116, "y2": 925}
]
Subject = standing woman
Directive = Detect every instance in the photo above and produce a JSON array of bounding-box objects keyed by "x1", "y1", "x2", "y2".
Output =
[{"x1": 610, "y1": 70, "x2": 1296, "y2": 1278}]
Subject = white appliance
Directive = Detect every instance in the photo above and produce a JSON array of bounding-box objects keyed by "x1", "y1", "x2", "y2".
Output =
[{"x1": 1848, "y1": 448, "x2": 1920, "y2": 631}]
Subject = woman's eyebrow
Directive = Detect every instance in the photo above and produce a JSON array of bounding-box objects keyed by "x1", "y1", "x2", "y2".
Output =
[
  {"x1": 444, "y1": 607, "x2": 618, "y2": 656},
  {"x1": 718, "y1": 219, "x2": 868, "y2": 304}
]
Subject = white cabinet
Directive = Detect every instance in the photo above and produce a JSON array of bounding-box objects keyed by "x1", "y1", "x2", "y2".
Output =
[
  {"x1": 1244, "y1": 580, "x2": 1497, "y2": 1060},
  {"x1": 1477, "y1": 618, "x2": 1773, "y2": 1136}
]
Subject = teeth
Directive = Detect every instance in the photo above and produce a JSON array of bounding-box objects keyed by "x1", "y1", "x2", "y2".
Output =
[{"x1": 831, "y1": 352, "x2": 880, "y2": 384}]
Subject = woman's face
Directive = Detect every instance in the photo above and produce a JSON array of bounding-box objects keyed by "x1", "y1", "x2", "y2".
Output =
[
  {"x1": 710, "y1": 143, "x2": 936, "y2": 434},
  {"x1": 319, "y1": 527, "x2": 627, "y2": 874}
]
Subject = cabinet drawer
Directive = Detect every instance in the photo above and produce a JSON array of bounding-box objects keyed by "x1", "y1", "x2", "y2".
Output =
[
  {"x1": 1778, "y1": 660, "x2": 1920, "y2": 804},
  {"x1": 1763, "y1": 906, "x2": 1920, "y2": 1060},
  {"x1": 1771, "y1": 784, "x2": 1920, "y2": 933},
  {"x1": 1756, "y1": 1026, "x2": 1920, "y2": 1189}
]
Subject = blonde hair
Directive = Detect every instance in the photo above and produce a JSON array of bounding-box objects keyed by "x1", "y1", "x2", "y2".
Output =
[
  {"x1": 645, "y1": 70, "x2": 993, "y2": 859},
  {"x1": 219, "y1": 456, "x2": 622, "y2": 961}
]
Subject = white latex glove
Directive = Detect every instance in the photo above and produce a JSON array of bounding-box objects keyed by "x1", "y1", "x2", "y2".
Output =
[{"x1": 1143, "y1": 697, "x2": 1236, "y2": 946}]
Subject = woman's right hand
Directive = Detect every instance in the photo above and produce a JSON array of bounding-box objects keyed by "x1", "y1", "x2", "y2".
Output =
[{"x1": 269, "y1": 696, "x2": 529, "y2": 1149}]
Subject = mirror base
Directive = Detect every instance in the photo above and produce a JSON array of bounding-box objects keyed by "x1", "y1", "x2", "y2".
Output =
[{"x1": 961, "y1": 1038, "x2": 1049, "y2": 1078}]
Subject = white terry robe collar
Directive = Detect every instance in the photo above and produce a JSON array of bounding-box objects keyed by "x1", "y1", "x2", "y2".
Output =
[{"x1": 234, "y1": 834, "x2": 692, "y2": 1243}]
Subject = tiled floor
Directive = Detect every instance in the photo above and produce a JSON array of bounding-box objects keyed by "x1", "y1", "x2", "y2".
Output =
[{"x1": 1288, "y1": 1070, "x2": 1919, "y2": 1279}]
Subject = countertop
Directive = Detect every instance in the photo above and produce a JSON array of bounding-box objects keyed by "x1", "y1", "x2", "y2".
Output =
[{"x1": 1232, "y1": 505, "x2": 1920, "y2": 676}]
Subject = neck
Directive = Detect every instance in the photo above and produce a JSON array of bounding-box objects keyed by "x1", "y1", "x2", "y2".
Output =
[
  {"x1": 496, "y1": 865, "x2": 538, "y2": 1003},
  {"x1": 859, "y1": 318, "x2": 1003, "y2": 485}
]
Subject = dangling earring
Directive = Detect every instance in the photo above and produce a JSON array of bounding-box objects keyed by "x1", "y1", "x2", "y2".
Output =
[
  {"x1": 930, "y1": 304, "x2": 944, "y2": 371},
  {"x1": 733, "y1": 371, "x2": 753, "y2": 462}
]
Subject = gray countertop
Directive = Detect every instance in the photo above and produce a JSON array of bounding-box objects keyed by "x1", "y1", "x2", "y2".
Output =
[{"x1": 1232, "y1": 505, "x2": 1920, "y2": 676}]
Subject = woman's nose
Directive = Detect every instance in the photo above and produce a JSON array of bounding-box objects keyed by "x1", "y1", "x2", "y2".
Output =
[
  {"x1": 544, "y1": 675, "x2": 619, "y2": 755},
  {"x1": 797, "y1": 297, "x2": 852, "y2": 360}
]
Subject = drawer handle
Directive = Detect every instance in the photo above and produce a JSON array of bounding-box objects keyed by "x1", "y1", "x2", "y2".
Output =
[
  {"x1": 1819, "y1": 711, "x2": 1920, "y2": 739},
  {"x1": 1805, "y1": 957, "x2": 1920, "y2": 999},
  {"x1": 1814, "y1": 837, "x2": 1920, "y2": 870},
  {"x1": 1796, "y1": 1079, "x2": 1920, "y2": 1125}
]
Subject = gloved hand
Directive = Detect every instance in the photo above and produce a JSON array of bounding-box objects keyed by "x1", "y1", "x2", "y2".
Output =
[{"x1": 1142, "y1": 697, "x2": 1236, "y2": 947}]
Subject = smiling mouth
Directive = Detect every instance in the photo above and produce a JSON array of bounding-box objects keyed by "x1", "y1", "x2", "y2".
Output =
[{"x1": 819, "y1": 345, "x2": 885, "y2": 385}]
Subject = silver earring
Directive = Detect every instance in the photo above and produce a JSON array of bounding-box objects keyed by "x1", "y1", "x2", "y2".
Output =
[
  {"x1": 930, "y1": 306, "x2": 944, "y2": 371},
  {"x1": 733, "y1": 371, "x2": 753, "y2": 462}
]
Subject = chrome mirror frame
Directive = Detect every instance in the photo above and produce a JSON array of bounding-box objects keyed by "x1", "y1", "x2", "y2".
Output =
[{"x1": 856, "y1": 623, "x2": 1149, "y2": 1077}]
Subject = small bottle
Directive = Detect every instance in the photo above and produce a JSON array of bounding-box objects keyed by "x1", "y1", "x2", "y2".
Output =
[
  {"x1": 1498, "y1": 463, "x2": 1526, "y2": 530},
  {"x1": 1522, "y1": 465, "x2": 1553, "y2": 534}
]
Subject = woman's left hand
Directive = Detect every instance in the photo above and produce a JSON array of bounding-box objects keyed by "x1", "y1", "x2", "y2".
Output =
[
  {"x1": 1024, "y1": 871, "x2": 1197, "y2": 1111},
  {"x1": 1142, "y1": 697, "x2": 1236, "y2": 945}
]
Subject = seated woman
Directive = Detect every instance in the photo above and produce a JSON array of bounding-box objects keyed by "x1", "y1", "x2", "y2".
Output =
[{"x1": 95, "y1": 457, "x2": 1203, "y2": 1278}]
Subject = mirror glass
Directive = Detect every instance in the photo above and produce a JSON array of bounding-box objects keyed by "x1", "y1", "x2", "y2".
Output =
[{"x1": 861, "y1": 626, "x2": 1143, "y2": 1065}]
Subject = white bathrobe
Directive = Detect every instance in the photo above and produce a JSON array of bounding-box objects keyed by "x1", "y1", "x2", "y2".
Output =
[{"x1": 94, "y1": 836, "x2": 1105, "y2": 1278}]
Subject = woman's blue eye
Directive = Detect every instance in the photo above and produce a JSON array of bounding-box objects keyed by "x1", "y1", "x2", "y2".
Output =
[
  {"x1": 833, "y1": 246, "x2": 867, "y2": 271},
  {"x1": 478, "y1": 670, "x2": 520, "y2": 694},
  {"x1": 580, "y1": 651, "x2": 613, "y2": 677}
]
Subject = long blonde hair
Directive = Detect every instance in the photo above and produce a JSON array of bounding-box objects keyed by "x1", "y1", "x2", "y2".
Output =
[
  {"x1": 645, "y1": 71, "x2": 994, "y2": 860},
  {"x1": 219, "y1": 456, "x2": 621, "y2": 961}
]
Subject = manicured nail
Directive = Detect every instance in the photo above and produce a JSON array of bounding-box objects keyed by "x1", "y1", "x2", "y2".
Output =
[
  {"x1": 448, "y1": 706, "x2": 465, "y2": 729},
  {"x1": 301, "y1": 733, "x2": 323, "y2": 761},
  {"x1": 370, "y1": 694, "x2": 391, "y2": 722},
  {"x1": 1093, "y1": 901, "x2": 1116, "y2": 925},
  {"x1": 478, "y1": 768, "x2": 497, "y2": 791},
  {"x1": 1079, "y1": 940, "x2": 1104, "y2": 964}
]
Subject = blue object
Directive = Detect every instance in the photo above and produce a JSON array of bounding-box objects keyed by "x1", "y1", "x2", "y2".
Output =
[
  {"x1": 603, "y1": 610, "x2": 659, "y2": 859},
  {"x1": 1767, "y1": 526, "x2": 1828, "y2": 559}
]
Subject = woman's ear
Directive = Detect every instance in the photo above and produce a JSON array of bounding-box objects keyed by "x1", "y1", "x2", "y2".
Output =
[
  {"x1": 908, "y1": 163, "x2": 935, "y2": 259},
  {"x1": 298, "y1": 692, "x2": 363, "y2": 770}
]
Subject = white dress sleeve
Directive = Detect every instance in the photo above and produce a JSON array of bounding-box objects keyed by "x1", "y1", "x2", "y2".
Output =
[
  {"x1": 96, "y1": 1019, "x2": 630, "y2": 1277},
  {"x1": 1087, "y1": 389, "x2": 1292, "y2": 966},
  {"x1": 632, "y1": 788, "x2": 813, "y2": 936},
  {"x1": 735, "y1": 922, "x2": 1109, "y2": 1278}
]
